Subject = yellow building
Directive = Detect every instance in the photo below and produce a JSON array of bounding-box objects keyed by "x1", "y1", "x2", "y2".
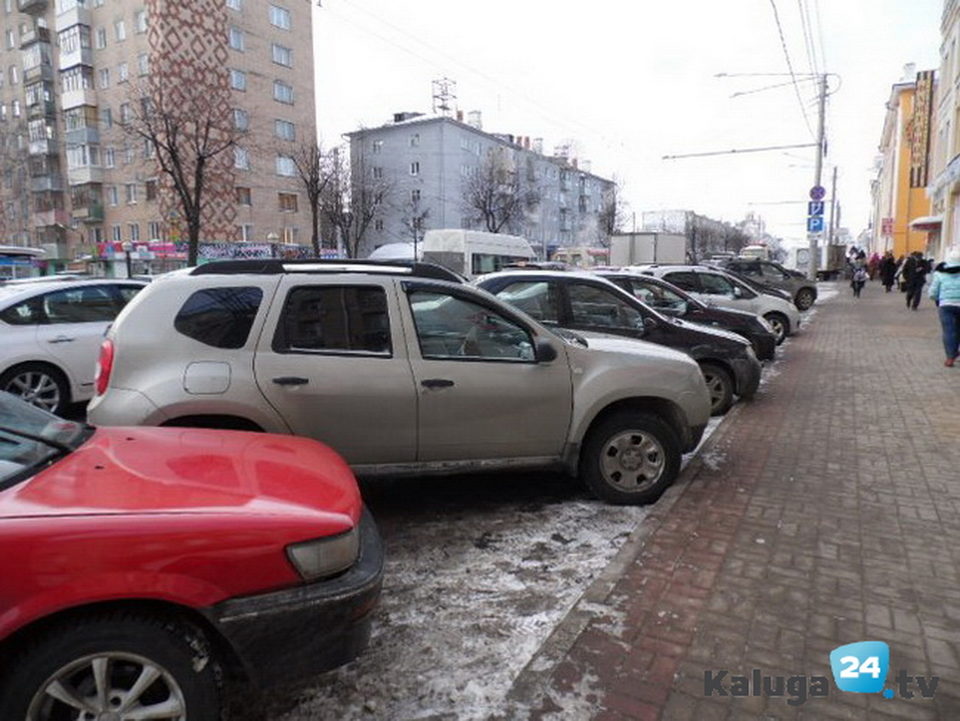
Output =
[{"x1": 871, "y1": 66, "x2": 937, "y2": 258}]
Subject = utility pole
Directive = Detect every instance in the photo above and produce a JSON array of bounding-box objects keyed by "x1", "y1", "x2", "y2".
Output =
[
  {"x1": 828, "y1": 165, "x2": 838, "y2": 244},
  {"x1": 809, "y1": 74, "x2": 828, "y2": 281}
]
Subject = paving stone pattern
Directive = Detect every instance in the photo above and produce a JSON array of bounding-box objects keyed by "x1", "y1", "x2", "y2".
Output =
[{"x1": 505, "y1": 283, "x2": 960, "y2": 721}]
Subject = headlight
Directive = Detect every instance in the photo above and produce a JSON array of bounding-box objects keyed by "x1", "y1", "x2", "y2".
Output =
[{"x1": 286, "y1": 528, "x2": 360, "y2": 580}]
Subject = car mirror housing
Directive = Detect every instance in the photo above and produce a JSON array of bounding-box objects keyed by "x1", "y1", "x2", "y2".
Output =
[
  {"x1": 534, "y1": 338, "x2": 559, "y2": 362},
  {"x1": 733, "y1": 286, "x2": 743, "y2": 298},
  {"x1": 643, "y1": 316, "x2": 658, "y2": 331}
]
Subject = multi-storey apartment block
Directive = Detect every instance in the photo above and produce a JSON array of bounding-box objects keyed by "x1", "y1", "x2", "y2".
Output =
[
  {"x1": 0, "y1": 0, "x2": 315, "y2": 265},
  {"x1": 346, "y1": 111, "x2": 617, "y2": 259}
]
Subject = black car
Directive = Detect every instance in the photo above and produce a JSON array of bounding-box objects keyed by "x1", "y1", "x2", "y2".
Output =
[
  {"x1": 596, "y1": 271, "x2": 777, "y2": 361},
  {"x1": 475, "y1": 270, "x2": 762, "y2": 416}
]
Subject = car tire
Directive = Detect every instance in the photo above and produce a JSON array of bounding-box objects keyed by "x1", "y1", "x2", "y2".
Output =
[
  {"x1": 580, "y1": 411, "x2": 681, "y2": 505},
  {"x1": 0, "y1": 362, "x2": 70, "y2": 416},
  {"x1": 794, "y1": 288, "x2": 816, "y2": 311},
  {"x1": 0, "y1": 613, "x2": 222, "y2": 721},
  {"x1": 763, "y1": 312, "x2": 790, "y2": 345},
  {"x1": 699, "y1": 362, "x2": 734, "y2": 416}
]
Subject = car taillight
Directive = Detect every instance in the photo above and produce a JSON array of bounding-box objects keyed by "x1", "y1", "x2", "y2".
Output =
[{"x1": 94, "y1": 339, "x2": 114, "y2": 396}]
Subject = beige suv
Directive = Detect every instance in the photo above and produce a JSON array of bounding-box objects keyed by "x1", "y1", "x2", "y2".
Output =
[{"x1": 88, "y1": 261, "x2": 711, "y2": 504}]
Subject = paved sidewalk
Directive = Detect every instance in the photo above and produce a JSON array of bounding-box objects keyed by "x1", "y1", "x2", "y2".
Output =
[{"x1": 504, "y1": 282, "x2": 960, "y2": 721}]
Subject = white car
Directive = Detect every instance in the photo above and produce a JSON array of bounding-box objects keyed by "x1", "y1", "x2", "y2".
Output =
[
  {"x1": 0, "y1": 278, "x2": 146, "y2": 413},
  {"x1": 626, "y1": 264, "x2": 801, "y2": 344}
]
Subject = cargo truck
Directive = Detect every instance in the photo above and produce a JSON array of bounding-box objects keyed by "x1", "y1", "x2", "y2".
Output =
[{"x1": 609, "y1": 232, "x2": 687, "y2": 266}]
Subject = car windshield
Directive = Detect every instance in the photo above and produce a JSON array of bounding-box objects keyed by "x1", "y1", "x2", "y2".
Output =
[{"x1": 0, "y1": 392, "x2": 87, "y2": 488}]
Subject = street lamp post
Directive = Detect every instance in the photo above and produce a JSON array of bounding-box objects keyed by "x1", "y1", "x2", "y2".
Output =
[{"x1": 121, "y1": 241, "x2": 133, "y2": 279}]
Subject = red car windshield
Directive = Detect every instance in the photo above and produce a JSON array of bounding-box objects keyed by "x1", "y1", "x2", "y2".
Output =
[{"x1": 0, "y1": 392, "x2": 86, "y2": 488}]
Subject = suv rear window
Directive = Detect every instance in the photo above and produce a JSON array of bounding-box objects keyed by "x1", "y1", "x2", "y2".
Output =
[
  {"x1": 275, "y1": 286, "x2": 391, "y2": 354},
  {"x1": 174, "y1": 287, "x2": 263, "y2": 348}
]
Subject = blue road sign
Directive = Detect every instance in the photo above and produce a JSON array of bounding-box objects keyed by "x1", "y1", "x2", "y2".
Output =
[
  {"x1": 807, "y1": 216, "x2": 825, "y2": 233},
  {"x1": 808, "y1": 201, "x2": 825, "y2": 216},
  {"x1": 810, "y1": 185, "x2": 827, "y2": 201}
]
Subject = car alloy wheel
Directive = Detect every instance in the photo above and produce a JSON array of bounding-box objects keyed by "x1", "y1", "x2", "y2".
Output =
[
  {"x1": 27, "y1": 652, "x2": 186, "y2": 721},
  {"x1": 2, "y1": 368, "x2": 63, "y2": 414},
  {"x1": 699, "y1": 362, "x2": 734, "y2": 416},
  {"x1": 763, "y1": 313, "x2": 788, "y2": 345},
  {"x1": 795, "y1": 288, "x2": 815, "y2": 311}
]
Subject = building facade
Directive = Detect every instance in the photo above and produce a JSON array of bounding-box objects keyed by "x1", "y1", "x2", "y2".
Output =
[
  {"x1": 0, "y1": 0, "x2": 315, "y2": 265},
  {"x1": 869, "y1": 66, "x2": 937, "y2": 258},
  {"x1": 929, "y1": 0, "x2": 960, "y2": 260},
  {"x1": 345, "y1": 112, "x2": 617, "y2": 259}
]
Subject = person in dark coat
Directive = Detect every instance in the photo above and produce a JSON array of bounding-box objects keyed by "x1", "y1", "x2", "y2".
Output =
[
  {"x1": 879, "y1": 251, "x2": 897, "y2": 292},
  {"x1": 905, "y1": 251, "x2": 931, "y2": 310}
]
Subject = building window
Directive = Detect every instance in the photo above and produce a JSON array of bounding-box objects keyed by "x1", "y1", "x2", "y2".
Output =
[
  {"x1": 236, "y1": 186, "x2": 252, "y2": 205},
  {"x1": 11, "y1": 100, "x2": 20, "y2": 117},
  {"x1": 98, "y1": 68, "x2": 110, "y2": 89},
  {"x1": 372, "y1": 167, "x2": 383, "y2": 179},
  {"x1": 375, "y1": 219, "x2": 383, "y2": 231},
  {"x1": 271, "y1": 44, "x2": 292, "y2": 67},
  {"x1": 372, "y1": 139, "x2": 382, "y2": 154},
  {"x1": 275, "y1": 154, "x2": 295, "y2": 176},
  {"x1": 145, "y1": 179, "x2": 157, "y2": 200},
  {"x1": 134, "y1": 10, "x2": 148, "y2": 33},
  {"x1": 410, "y1": 133, "x2": 420, "y2": 147},
  {"x1": 114, "y1": 20, "x2": 126, "y2": 42},
  {"x1": 95, "y1": 26, "x2": 107, "y2": 48},
  {"x1": 148, "y1": 221, "x2": 161, "y2": 240},
  {"x1": 275, "y1": 119, "x2": 295, "y2": 141},
  {"x1": 227, "y1": 0, "x2": 242, "y2": 9},
  {"x1": 137, "y1": 53, "x2": 149, "y2": 76},
  {"x1": 278, "y1": 193, "x2": 298, "y2": 212},
  {"x1": 412, "y1": 189, "x2": 421, "y2": 202},
  {"x1": 104, "y1": 146, "x2": 116, "y2": 167},
  {"x1": 234, "y1": 146, "x2": 250, "y2": 170},
  {"x1": 125, "y1": 183, "x2": 137, "y2": 204},
  {"x1": 9, "y1": 65, "x2": 18, "y2": 85},
  {"x1": 282, "y1": 227, "x2": 297, "y2": 244},
  {"x1": 107, "y1": 186, "x2": 119, "y2": 206},
  {"x1": 233, "y1": 108, "x2": 249, "y2": 130},
  {"x1": 410, "y1": 161, "x2": 420, "y2": 176},
  {"x1": 129, "y1": 223, "x2": 140, "y2": 241},
  {"x1": 240, "y1": 223, "x2": 254, "y2": 241},
  {"x1": 112, "y1": 224, "x2": 122, "y2": 242},
  {"x1": 119, "y1": 102, "x2": 131, "y2": 123},
  {"x1": 117, "y1": 62, "x2": 128, "y2": 83},
  {"x1": 230, "y1": 69, "x2": 246, "y2": 91},
  {"x1": 273, "y1": 80, "x2": 294, "y2": 104},
  {"x1": 229, "y1": 27, "x2": 245, "y2": 51},
  {"x1": 269, "y1": 4, "x2": 291, "y2": 29},
  {"x1": 4, "y1": 29, "x2": 12, "y2": 49}
]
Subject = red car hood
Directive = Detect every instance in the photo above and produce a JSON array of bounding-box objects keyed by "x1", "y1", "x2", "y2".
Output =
[{"x1": 0, "y1": 427, "x2": 361, "y2": 520}]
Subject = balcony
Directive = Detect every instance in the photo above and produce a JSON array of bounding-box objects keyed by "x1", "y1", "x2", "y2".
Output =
[
  {"x1": 67, "y1": 166, "x2": 103, "y2": 186},
  {"x1": 61, "y1": 87, "x2": 97, "y2": 110},
  {"x1": 28, "y1": 138, "x2": 57, "y2": 156},
  {"x1": 31, "y1": 174, "x2": 65, "y2": 193},
  {"x1": 33, "y1": 208, "x2": 70, "y2": 229},
  {"x1": 27, "y1": 100, "x2": 56, "y2": 119},
  {"x1": 73, "y1": 203, "x2": 104, "y2": 223},
  {"x1": 55, "y1": 5, "x2": 92, "y2": 32},
  {"x1": 24, "y1": 64, "x2": 54, "y2": 84},
  {"x1": 19, "y1": 25, "x2": 51, "y2": 48},
  {"x1": 18, "y1": 0, "x2": 49, "y2": 15},
  {"x1": 65, "y1": 127, "x2": 99, "y2": 146},
  {"x1": 58, "y1": 46, "x2": 93, "y2": 72}
]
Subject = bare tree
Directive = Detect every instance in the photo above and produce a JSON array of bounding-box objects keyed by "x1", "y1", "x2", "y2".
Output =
[
  {"x1": 0, "y1": 121, "x2": 32, "y2": 243},
  {"x1": 462, "y1": 149, "x2": 541, "y2": 234},
  {"x1": 119, "y1": 81, "x2": 242, "y2": 266},
  {"x1": 400, "y1": 194, "x2": 430, "y2": 256},
  {"x1": 289, "y1": 140, "x2": 331, "y2": 257},
  {"x1": 598, "y1": 180, "x2": 628, "y2": 244},
  {"x1": 319, "y1": 146, "x2": 393, "y2": 258}
]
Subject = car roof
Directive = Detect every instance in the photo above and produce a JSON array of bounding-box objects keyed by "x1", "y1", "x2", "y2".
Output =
[
  {"x1": 0, "y1": 277, "x2": 146, "y2": 305},
  {"x1": 189, "y1": 258, "x2": 465, "y2": 283},
  {"x1": 475, "y1": 268, "x2": 612, "y2": 284}
]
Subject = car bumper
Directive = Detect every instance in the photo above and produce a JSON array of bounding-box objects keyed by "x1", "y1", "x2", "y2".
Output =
[
  {"x1": 750, "y1": 332, "x2": 777, "y2": 361},
  {"x1": 203, "y1": 508, "x2": 384, "y2": 688},
  {"x1": 731, "y1": 353, "x2": 762, "y2": 399}
]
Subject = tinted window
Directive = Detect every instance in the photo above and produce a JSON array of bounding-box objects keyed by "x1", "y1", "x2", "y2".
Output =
[
  {"x1": 175, "y1": 287, "x2": 263, "y2": 349},
  {"x1": 409, "y1": 290, "x2": 534, "y2": 361},
  {"x1": 43, "y1": 285, "x2": 118, "y2": 323},
  {"x1": 699, "y1": 273, "x2": 735, "y2": 295},
  {"x1": 114, "y1": 284, "x2": 144, "y2": 304},
  {"x1": 729, "y1": 261, "x2": 762, "y2": 277},
  {"x1": 760, "y1": 263, "x2": 788, "y2": 281},
  {"x1": 494, "y1": 281, "x2": 561, "y2": 324},
  {"x1": 277, "y1": 286, "x2": 390, "y2": 354},
  {"x1": 568, "y1": 283, "x2": 644, "y2": 330},
  {"x1": 627, "y1": 279, "x2": 687, "y2": 313},
  {"x1": 0, "y1": 297, "x2": 42, "y2": 325},
  {"x1": 663, "y1": 272, "x2": 699, "y2": 292}
]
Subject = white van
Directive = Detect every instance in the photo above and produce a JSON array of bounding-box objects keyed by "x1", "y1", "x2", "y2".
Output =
[{"x1": 421, "y1": 230, "x2": 535, "y2": 279}]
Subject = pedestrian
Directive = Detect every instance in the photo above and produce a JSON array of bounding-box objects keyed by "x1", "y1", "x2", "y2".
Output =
[
  {"x1": 879, "y1": 251, "x2": 897, "y2": 292},
  {"x1": 851, "y1": 264, "x2": 868, "y2": 298},
  {"x1": 905, "y1": 251, "x2": 931, "y2": 311},
  {"x1": 868, "y1": 252, "x2": 880, "y2": 280},
  {"x1": 928, "y1": 246, "x2": 960, "y2": 366}
]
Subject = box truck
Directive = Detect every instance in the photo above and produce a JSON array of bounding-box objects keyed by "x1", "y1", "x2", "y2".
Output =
[{"x1": 609, "y1": 232, "x2": 687, "y2": 266}]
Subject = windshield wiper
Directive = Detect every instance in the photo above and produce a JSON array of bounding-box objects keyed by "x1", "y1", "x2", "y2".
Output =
[{"x1": 0, "y1": 425, "x2": 72, "y2": 454}]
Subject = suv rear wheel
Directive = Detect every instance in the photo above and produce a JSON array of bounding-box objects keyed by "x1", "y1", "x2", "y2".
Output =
[
  {"x1": 580, "y1": 411, "x2": 681, "y2": 505},
  {"x1": 699, "y1": 362, "x2": 734, "y2": 416}
]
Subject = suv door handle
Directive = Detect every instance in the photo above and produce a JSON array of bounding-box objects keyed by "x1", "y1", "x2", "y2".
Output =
[
  {"x1": 421, "y1": 378, "x2": 455, "y2": 389},
  {"x1": 48, "y1": 336, "x2": 75, "y2": 344},
  {"x1": 272, "y1": 376, "x2": 309, "y2": 386}
]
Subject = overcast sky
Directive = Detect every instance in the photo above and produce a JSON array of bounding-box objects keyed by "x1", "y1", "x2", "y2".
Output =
[{"x1": 312, "y1": 0, "x2": 942, "y2": 247}]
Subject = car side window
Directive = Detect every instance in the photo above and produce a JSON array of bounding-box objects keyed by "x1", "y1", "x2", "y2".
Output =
[
  {"x1": 698, "y1": 273, "x2": 735, "y2": 296},
  {"x1": 662, "y1": 272, "x2": 699, "y2": 292},
  {"x1": 275, "y1": 286, "x2": 391, "y2": 355},
  {"x1": 494, "y1": 281, "x2": 561, "y2": 324},
  {"x1": 568, "y1": 283, "x2": 644, "y2": 330},
  {"x1": 408, "y1": 289, "x2": 535, "y2": 361},
  {"x1": 629, "y1": 280, "x2": 686, "y2": 312},
  {"x1": 760, "y1": 263, "x2": 787, "y2": 281},
  {"x1": 113, "y1": 284, "x2": 144, "y2": 305},
  {"x1": 175, "y1": 287, "x2": 264, "y2": 349},
  {"x1": 0, "y1": 297, "x2": 43, "y2": 325},
  {"x1": 42, "y1": 285, "x2": 119, "y2": 323}
]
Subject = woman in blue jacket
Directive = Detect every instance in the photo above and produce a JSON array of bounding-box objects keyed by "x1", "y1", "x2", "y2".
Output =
[{"x1": 929, "y1": 247, "x2": 960, "y2": 367}]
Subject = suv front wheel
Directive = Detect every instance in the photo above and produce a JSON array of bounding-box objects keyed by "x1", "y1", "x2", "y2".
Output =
[
  {"x1": 580, "y1": 411, "x2": 681, "y2": 505},
  {"x1": 794, "y1": 288, "x2": 816, "y2": 311}
]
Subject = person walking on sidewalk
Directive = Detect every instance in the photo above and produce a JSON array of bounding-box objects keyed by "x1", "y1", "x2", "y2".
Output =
[
  {"x1": 905, "y1": 251, "x2": 931, "y2": 310},
  {"x1": 929, "y1": 247, "x2": 960, "y2": 366},
  {"x1": 880, "y1": 251, "x2": 897, "y2": 292},
  {"x1": 851, "y1": 264, "x2": 868, "y2": 298}
]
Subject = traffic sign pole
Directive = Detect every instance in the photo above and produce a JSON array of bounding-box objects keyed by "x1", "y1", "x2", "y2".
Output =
[{"x1": 808, "y1": 74, "x2": 827, "y2": 281}]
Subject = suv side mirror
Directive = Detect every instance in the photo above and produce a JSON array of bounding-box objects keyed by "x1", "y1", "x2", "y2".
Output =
[
  {"x1": 643, "y1": 316, "x2": 658, "y2": 331},
  {"x1": 733, "y1": 286, "x2": 743, "y2": 298},
  {"x1": 534, "y1": 338, "x2": 558, "y2": 363}
]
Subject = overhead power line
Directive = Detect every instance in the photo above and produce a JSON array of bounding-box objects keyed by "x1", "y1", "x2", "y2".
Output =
[
  {"x1": 662, "y1": 142, "x2": 817, "y2": 160},
  {"x1": 767, "y1": 0, "x2": 816, "y2": 139}
]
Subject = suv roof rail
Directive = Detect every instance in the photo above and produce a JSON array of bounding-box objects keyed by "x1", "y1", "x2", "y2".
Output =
[{"x1": 189, "y1": 258, "x2": 465, "y2": 283}]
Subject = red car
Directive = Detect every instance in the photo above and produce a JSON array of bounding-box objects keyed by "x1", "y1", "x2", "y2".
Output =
[{"x1": 0, "y1": 391, "x2": 382, "y2": 721}]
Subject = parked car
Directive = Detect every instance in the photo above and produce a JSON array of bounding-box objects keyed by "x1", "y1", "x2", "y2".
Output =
[
  {"x1": 475, "y1": 269, "x2": 761, "y2": 416},
  {"x1": 595, "y1": 270, "x2": 778, "y2": 361},
  {"x1": 0, "y1": 390, "x2": 383, "y2": 721},
  {"x1": 0, "y1": 278, "x2": 147, "y2": 414},
  {"x1": 89, "y1": 259, "x2": 712, "y2": 504},
  {"x1": 718, "y1": 257, "x2": 818, "y2": 311},
  {"x1": 627, "y1": 264, "x2": 802, "y2": 344}
]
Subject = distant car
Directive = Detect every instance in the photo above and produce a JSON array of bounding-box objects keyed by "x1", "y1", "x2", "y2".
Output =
[
  {"x1": 0, "y1": 278, "x2": 147, "y2": 414},
  {"x1": 596, "y1": 270, "x2": 778, "y2": 361},
  {"x1": 475, "y1": 269, "x2": 762, "y2": 416},
  {"x1": 0, "y1": 391, "x2": 383, "y2": 721},
  {"x1": 719, "y1": 258, "x2": 818, "y2": 311},
  {"x1": 628, "y1": 264, "x2": 801, "y2": 344}
]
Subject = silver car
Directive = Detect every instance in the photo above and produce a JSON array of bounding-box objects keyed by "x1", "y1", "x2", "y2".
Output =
[{"x1": 89, "y1": 261, "x2": 711, "y2": 505}]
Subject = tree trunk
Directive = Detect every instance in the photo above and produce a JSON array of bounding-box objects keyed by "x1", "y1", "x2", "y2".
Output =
[
  {"x1": 188, "y1": 219, "x2": 201, "y2": 266},
  {"x1": 311, "y1": 204, "x2": 320, "y2": 257}
]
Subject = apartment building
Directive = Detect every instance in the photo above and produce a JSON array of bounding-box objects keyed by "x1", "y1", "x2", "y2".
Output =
[
  {"x1": 0, "y1": 0, "x2": 315, "y2": 264},
  {"x1": 346, "y1": 112, "x2": 617, "y2": 259}
]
